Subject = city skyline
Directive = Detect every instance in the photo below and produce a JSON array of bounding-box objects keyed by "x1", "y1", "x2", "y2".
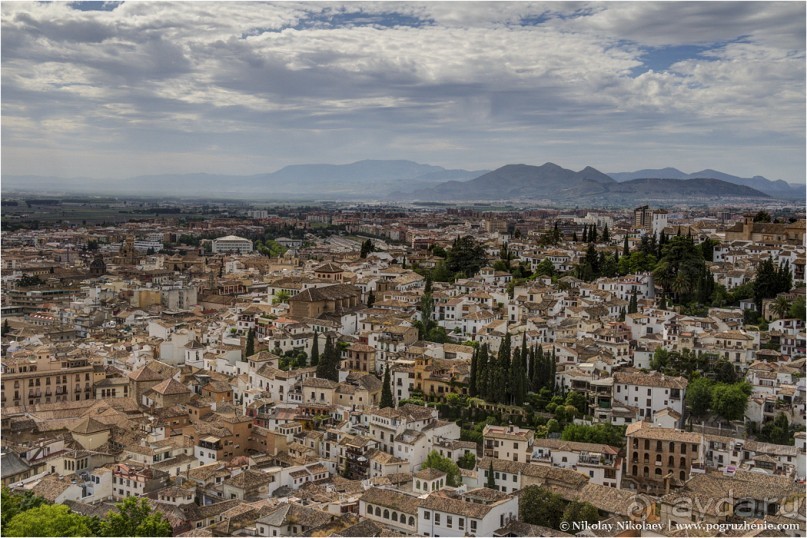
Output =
[{"x1": 2, "y1": 1, "x2": 805, "y2": 184}]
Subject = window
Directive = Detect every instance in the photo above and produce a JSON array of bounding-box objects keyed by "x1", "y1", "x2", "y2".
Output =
[
  {"x1": 424, "y1": 511, "x2": 430, "y2": 520},
  {"x1": 447, "y1": 516, "x2": 452, "y2": 528},
  {"x1": 434, "y1": 513, "x2": 440, "y2": 525},
  {"x1": 459, "y1": 518, "x2": 465, "y2": 530},
  {"x1": 471, "y1": 521, "x2": 477, "y2": 532}
]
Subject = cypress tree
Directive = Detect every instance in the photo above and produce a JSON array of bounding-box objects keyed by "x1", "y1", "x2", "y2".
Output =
[
  {"x1": 486, "y1": 460, "x2": 496, "y2": 489},
  {"x1": 590, "y1": 224, "x2": 597, "y2": 243},
  {"x1": 477, "y1": 344, "x2": 490, "y2": 400},
  {"x1": 509, "y1": 347, "x2": 520, "y2": 405},
  {"x1": 317, "y1": 335, "x2": 339, "y2": 381},
  {"x1": 536, "y1": 345, "x2": 546, "y2": 390},
  {"x1": 367, "y1": 290, "x2": 375, "y2": 307},
  {"x1": 572, "y1": 231, "x2": 578, "y2": 242},
  {"x1": 310, "y1": 333, "x2": 319, "y2": 366},
  {"x1": 244, "y1": 329, "x2": 255, "y2": 361},
  {"x1": 498, "y1": 333, "x2": 512, "y2": 404},
  {"x1": 602, "y1": 223, "x2": 610, "y2": 242},
  {"x1": 628, "y1": 290, "x2": 638, "y2": 314},
  {"x1": 623, "y1": 235, "x2": 630, "y2": 257},
  {"x1": 469, "y1": 346, "x2": 478, "y2": 398},
  {"x1": 582, "y1": 224, "x2": 588, "y2": 243},
  {"x1": 380, "y1": 365, "x2": 394, "y2": 408},
  {"x1": 550, "y1": 349, "x2": 557, "y2": 392}
]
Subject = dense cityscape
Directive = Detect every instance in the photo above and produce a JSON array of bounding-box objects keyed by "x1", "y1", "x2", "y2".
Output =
[
  {"x1": 0, "y1": 198, "x2": 805, "y2": 536},
  {"x1": 2, "y1": 0, "x2": 806, "y2": 536}
]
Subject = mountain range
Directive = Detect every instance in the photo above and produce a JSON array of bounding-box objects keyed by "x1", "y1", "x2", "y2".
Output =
[
  {"x1": 399, "y1": 163, "x2": 784, "y2": 204},
  {"x1": 2, "y1": 160, "x2": 803, "y2": 204},
  {"x1": 607, "y1": 167, "x2": 804, "y2": 199},
  {"x1": 1, "y1": 160, "x2": 488, "y2": 198}
]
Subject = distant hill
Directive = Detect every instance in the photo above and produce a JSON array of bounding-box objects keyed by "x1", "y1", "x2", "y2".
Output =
[
  {"x1": 2, "y1": 160, "x2": 788, "y2": 204},
  {"x1": 398, "y1": 163, "x2": 772, "y2": 204},
  {"x1": 609, "y1": 167, "x2": 804, "y2": 199},
  {"x1": 398, "y1": 163, "x2": 616, "y2": 201},
  {"x1": 2, "y1": 160, "x2": 488, "y2": 198}
]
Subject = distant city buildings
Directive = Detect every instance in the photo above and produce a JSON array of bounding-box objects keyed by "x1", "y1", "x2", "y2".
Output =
[{"x1": 211, "y1": 235, "x2": 253, "y2": 254}]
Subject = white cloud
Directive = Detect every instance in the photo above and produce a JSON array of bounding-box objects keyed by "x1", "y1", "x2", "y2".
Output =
[{"x1": 1, "y1": 1, "x2": 803, "y2": 182}]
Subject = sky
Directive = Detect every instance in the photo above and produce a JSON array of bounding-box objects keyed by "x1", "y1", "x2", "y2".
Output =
[{"x1": 1, "y1": 1, "x2": 805, "y2": 183}]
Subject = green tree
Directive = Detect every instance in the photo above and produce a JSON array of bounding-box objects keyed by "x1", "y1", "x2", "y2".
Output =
[
  {"x1": 18, "y1": 274, "x2": 43, "y2": 287},
  {"x1": 380, "y1": 365, "x2": 394, "y2": 408},
  {"x1": 533, "y1": 258, "x2": 555, "y2": 278},
  {"x1": 310, "y1": 334, "x2": 319, "y2": 367},
  {"x1": 760, "y1": 413, "x2": 793, "y2": 445},
  {"x1": 367, "y1": 290, "x2": 376, "y2": 307},
  {"x1": 565, "y1": 391, "x2": 587, "y2": 415},
  {"x1": 457, "y1": 452, "x2": 476, "y2": 470},
  {"x1": 476, "y1": 344, "x2": 490, "y2": 399},
  {"x1": 753, "y1": 258, "x2": 791, "y2": 312},
  {"x1": 1, "y1": 319, "x2": 10, "y2": 336},
  {"x1": 445, "y1": 236, "x2": 486, "y2": 276},
  {"x1": 753, "y1": 211, "x2": 772, "y2": 223},
  {"x1": 711, "y1": 383, "x2": 751, "y2": 422},
  {"x1": 561, "y1": 423, "x2": 626, "y2": 448},
  {"x1": 469, "y1": 346, "x2": 478, "y2": 398},
  {"x1": 714, "y1": 360, "x2": 738, "y2": 383},
  {"x1": 422, "y1": 450, "x2": 462, "y2": 487},
  {"x1": 652, "y1": 235, "x2": 706, "y2": 305},
  {"x1": 316, "y1": 335, "x2": 340, "y2": 382},
  {"x1": 1, "y1": 487, "x2": 47, "y2": 533},
  {"x1": 519, "y1": 486, "x2": 566, "y2": 529},
  {"x1": 686, "y1": 377, "x2": 713, "y2": 420},
  {"x1": 273, "y1": 290, "x2": 291, "y2": 305},
  {"x1": 562, "y1": 501, "x2": 600, "y2": 529},
  {"x1": 486, "y1": 460, "x2": 496, "y2": 488},
  {"x1": 243, "y1": 328, "x2": 255, "y2": 360},
  {"x1": 770, "y1": 296, "x2": 792, "y2": 319},
  {"x1": 601, "y1": 224, "x2": 610, "y2": 242},
  {"x1": 628, "y1": 290, "x2": 638, "y2": 314},
  {"x1": 5, "y1": 504, "x2": 93, "y2": 537},
  {"x1": 99, "y1": 497, "x2": 171, "y2": 537},
  {"x1": 622, "y1": 234, "x2": 630, "y2": 257},
  {"x1": 789, "y1": 296, "x2": 806, "y2": 320},
  {"x1": 360, "y1": 239, "x2": 375, "y2": 258}
]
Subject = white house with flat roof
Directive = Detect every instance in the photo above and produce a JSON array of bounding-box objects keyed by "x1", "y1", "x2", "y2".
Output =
[{"x1": 212, "y1": 235, "x2": 253, "y2": 255}]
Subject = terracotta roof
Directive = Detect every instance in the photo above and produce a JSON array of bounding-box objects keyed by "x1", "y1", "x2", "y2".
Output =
[
  {"x1": 613, "y1": 370, "x2": 688, "y2": 389},
  {"x1": 359, "y1": 487, "x2": 422, "y2": 515},
  {"x1": 128, "y1": 363, "x2": 164, "y2": 382},
  {"x1": 150, "y1": 377, "x2": 191, "y2": 396},
  {"x1": 70, "y1": 416, "x2": 111, "y2": 434}
]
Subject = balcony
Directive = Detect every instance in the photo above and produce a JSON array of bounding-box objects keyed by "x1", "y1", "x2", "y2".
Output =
[{"x1": 690, "y1": 462, "x2": 706, "y2": 474}]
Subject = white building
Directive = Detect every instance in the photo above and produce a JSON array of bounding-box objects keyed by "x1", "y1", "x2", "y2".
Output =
[
  {"x1": 212, "y1": 235, "x2": 253, "y2": 255},
  {"x1": 418, "y1": 488, "x2": 518, "y2": 538},
  {"x1": 612, "y1": 370, "x2": 687, "y2": 421},
  {"x1": 530, "y1": 438, "x2": 622, "y2": 488}
]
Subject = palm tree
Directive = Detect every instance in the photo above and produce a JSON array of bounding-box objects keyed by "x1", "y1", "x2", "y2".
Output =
[
  {"x1": 273, "y1": 290, "x2": 291, "y2": 305},
  {"x1": 671, "y1": 273, "x2": 692, "y2": 302},
  {"x1": 770, "y1": 296, "x2": 792, "y2": 319}
]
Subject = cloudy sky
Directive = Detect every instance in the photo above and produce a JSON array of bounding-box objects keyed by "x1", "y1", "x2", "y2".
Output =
[{"x1": 2, "y1": 1, "x2": 805, "y2": 183}]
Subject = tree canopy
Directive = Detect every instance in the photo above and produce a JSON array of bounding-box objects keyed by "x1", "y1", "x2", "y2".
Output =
[
  {"x1": 445, "y1": 235, "x2": 486, "y2": 277},
  {"x1": 99, "y1": 497, "x2": 172, "y2": 537},
  {"x1": 519, "y1": 486, "x2": 566, "y2": 530},
  {"x1": 4, "y1": 504, "x2": 93, "y2": 537},
  {"x1": 422, "y1": 450, "x2": 462, "y2": 487}
]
